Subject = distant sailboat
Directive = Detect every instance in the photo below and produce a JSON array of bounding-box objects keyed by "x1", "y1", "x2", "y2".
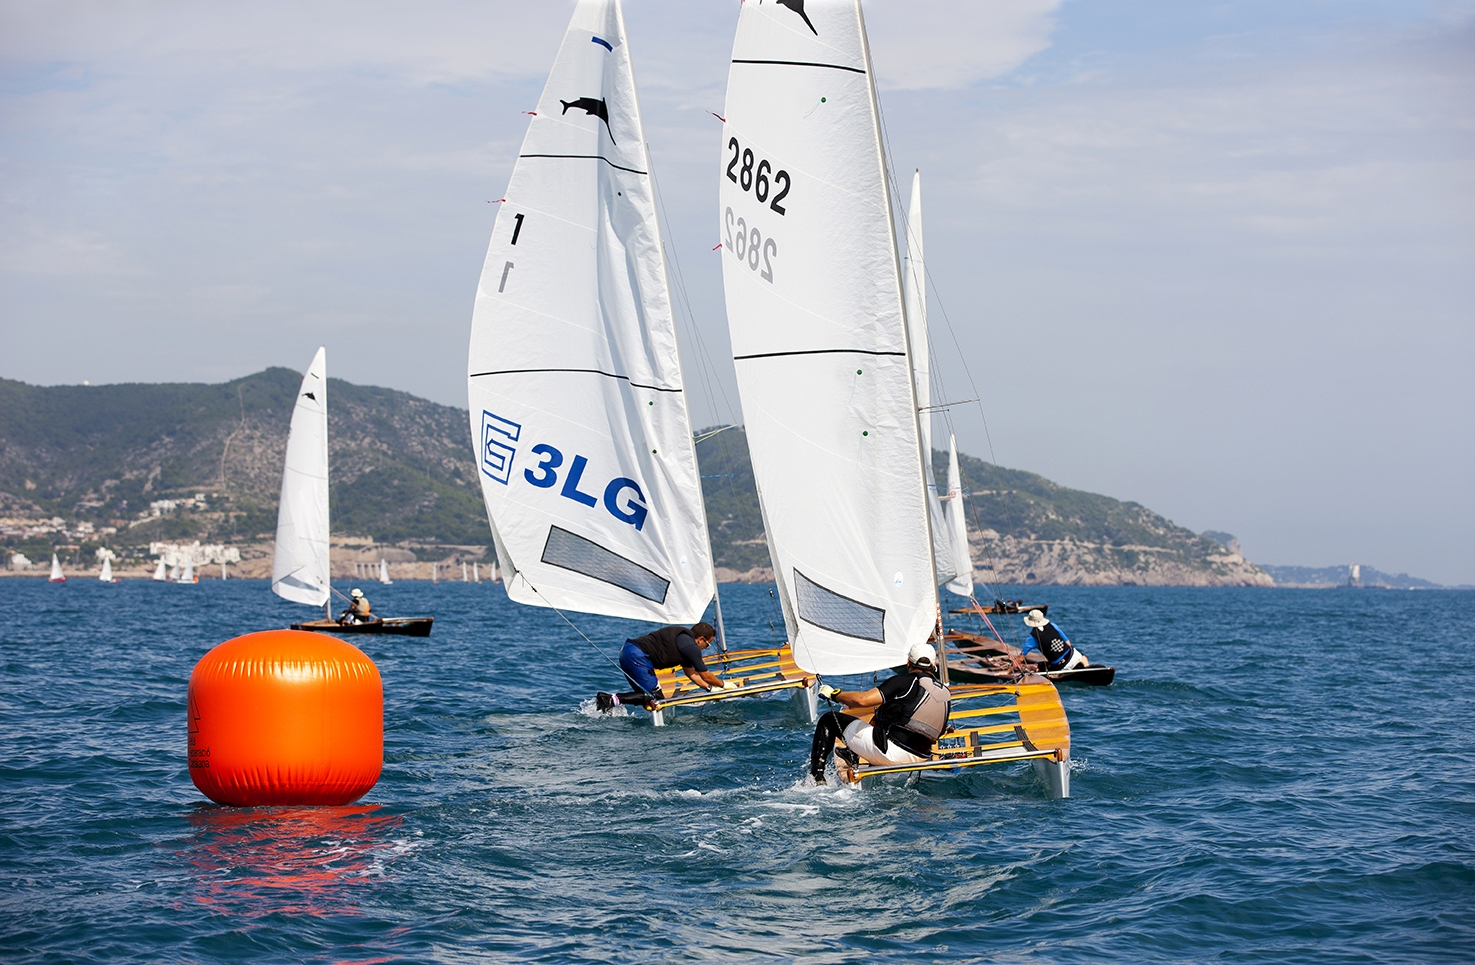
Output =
[
  {"x1": 273, "y1": 348, "x2": 429, "y2": 637},
  {"x1": 378, "y1": 559, "x2": 392, "y2": 586},
  {"x1": 48, "y1": 553, "x2": 67, "y2": 583},
  {"x1": 180, "y1": 558, "x2": 196, "y2": 584},
  {"x1": 462, "y1": 561, "x2": 470, "y2": 583},
  {"x1": 220, "y1": 560, "x2": 228, "y2": 580},
  {"x1": 472, "y1": 561, "x2": 481, "y2": 583},
  {"x1": 152, "y1": 559, "x2": 167, "y2": 582},
  {"x1": 99, "y1": 557, "x2": 115, "y2": 583},
  {"x1": 168, "y1": 561, "x2": 180, "y2": 582},
  {"x1": 271, "y1": 347, "x2": 332, "y2": 613}
]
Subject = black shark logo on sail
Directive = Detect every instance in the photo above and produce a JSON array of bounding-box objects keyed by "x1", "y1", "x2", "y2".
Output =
[
  {"x1": 560, "y1": 97, "x2": 616, "y2": 144},
  {"x1": 775, "y1": 0, "x2": 817, "y2": 35},
  {"x1": 303, "y1": 392, "x2": 316, "y2": 401}
]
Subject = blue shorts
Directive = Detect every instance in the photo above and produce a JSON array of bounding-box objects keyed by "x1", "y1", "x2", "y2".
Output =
[{"x1": 619, "y1": 641, "x2": 662, "y2": 698}]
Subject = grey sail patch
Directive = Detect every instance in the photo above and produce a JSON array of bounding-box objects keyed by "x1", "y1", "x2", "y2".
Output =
[
  {"x1": 276, "y1": 572, "x2": 320, "y2": 592},
  {"x1": 541, "y1": 526, "x2": 670, "y2": 604},
  {"x1": 793, "y1": 569, "x2": 885, "y2": 643}
]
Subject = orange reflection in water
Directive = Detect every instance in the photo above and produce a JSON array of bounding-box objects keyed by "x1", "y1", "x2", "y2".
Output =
[{"x1": 181, "y1": 804, "x2": 406, "y2": 919}]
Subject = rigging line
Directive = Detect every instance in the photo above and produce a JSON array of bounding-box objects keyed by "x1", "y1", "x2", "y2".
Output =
[
  {"x1": 517, "y1": 153, "x2": 647, "y2": 175},
  {"x1": 735, "y1": 348, "x2": 906, "y2": 361},
  {"x1": 523, "y1": 581, "x2": 657, "y2": 701},
  {"x1": 469, "y1": 368, "x2": 682, "y2": 393},
  {"x1": 730, "y1": 58, "x2": 866, "y2": 74},
  {"x1": 875, "y1": 86, "x2": 1019, "y2": 618}
]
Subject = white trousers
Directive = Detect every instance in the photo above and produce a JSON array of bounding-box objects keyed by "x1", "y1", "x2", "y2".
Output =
[{"x1": 842, "y1": 719, "x2": 927, "y2": 767}]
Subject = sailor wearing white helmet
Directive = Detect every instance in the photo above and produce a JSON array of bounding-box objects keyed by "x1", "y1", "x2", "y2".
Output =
[
  {"x1": 1020, "y1": 609, "x2": 1088, "y2": 671},
  {"x1": 807, "y1": 642, "x2": 952, "y2": 785},
  {"x1": 340, "y1": 587, "x2": 376, "y2": 625}
]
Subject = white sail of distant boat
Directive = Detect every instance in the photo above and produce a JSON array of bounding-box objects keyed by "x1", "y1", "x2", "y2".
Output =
[
  {"x1": 467, "y1": 0, "x2": 716, "y2": 626},
  {"x1": 490, "y1": 560, "x2": 500, "y2": 583},
  {"x1": 432, "y1": 561, "x2": 439, "y2": 583},
  {"x1": 472, "y1": 561, "x2": 481, "y2": 583},
  {"x1": 942, "y1": 435, "x2": 974, "y2": 597},
  {"x1": 152, "y1": 559, "x2": 167, "y2": 582},
  {"x1": 719, "y1": 1, "x2": 938, "y2": 675},
  {"x1": 379, "y1": 559, "x2": 392, "y2": 585},
  {"x1": 462, "y1": 561, "x2": 470, "y2": 582},
  {"x1": 181, "y1": 558, "x2": 195, "y2": 584},
  {"x1": 271, "y1": 347, "x2": 331, "y2": 607},
  {"x1": 220, "y1": 561, "x2": 228, "y2": 580},
  {"x1": 168, "y1": 561, "x2": 180, "y2": 582},
  {"x1": 902, "y1": 170, "x2": 958, "y2": 593},
  {"x1": 49, "y1": 553, "x2": 67, "y2": 583},
  {"x1": 99, "y1": 557, "x2": 113, "y2": 583}
]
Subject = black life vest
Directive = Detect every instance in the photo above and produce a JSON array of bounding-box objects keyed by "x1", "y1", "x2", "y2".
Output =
[
  {"x1": 631, "y1": 626, "x2": 694, "y2": 670},
  {"x1": 1031, "y1": 623, "x2": 1075, "y2": 669},
  {"x1": 873, "y1": 673, "x2": 952, "y2": 752}
]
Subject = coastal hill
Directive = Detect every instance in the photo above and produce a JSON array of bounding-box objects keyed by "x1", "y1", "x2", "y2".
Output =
[{"x1": 2, "y1": 371, "x2": 1269, "y2": 586}]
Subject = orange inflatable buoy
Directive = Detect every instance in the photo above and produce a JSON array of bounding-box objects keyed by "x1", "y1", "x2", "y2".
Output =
[{"x1": 188, "y1": 629, "x2": 383, "y2": 806}]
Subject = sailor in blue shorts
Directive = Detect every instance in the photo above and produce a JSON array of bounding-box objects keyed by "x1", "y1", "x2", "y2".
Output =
[{"x1": 595, "y1": 622, "x2": 733, "y2": 711}]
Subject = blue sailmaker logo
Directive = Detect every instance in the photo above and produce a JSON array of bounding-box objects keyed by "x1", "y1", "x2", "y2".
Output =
[{"x1": 481, "y1": 411, "x2": 521, "y2": 484}]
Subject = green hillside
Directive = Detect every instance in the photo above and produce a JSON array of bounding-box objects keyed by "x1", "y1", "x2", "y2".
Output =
[{"x1": 1, "y1": 371, "x2": 1265, "y2": 585}]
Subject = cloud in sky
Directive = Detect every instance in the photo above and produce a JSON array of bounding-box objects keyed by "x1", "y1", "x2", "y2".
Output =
[{"x1": 0, "y1": 0, "x2": 1471, "y2": 582}]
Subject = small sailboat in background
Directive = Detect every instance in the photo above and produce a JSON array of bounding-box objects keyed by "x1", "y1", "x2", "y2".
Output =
[
  {"x1": 379, "y1": 559, "x2": 392, "y2": 585},
  {"x1": 180, "y1": 558, "x2": 196, "y2": 584},
  {"x1": 152, "y1": 559, "x2": 167, "y2": 582},
  {"x1": 462, "y1": 561, "x2": 470, "y2": 583},
  {"x1": 273, "y1": 348, "x2": 430, "y2": 637},
  {"x1": 467, "y1": 0, "x2": 816, "y2": 724},
  {"x1": 99, "y1": 556, "x2": 116, "y2": 583},
  {"x1": 472, "y1": 562, "x2": 481, "y2": 583},
  {"x1": 48, "y1": 553, "x2": 66, "y2": 583},
  {"x1": 220, "y1": 560, "x2": 228, "y2": 580},
  {"x1": 168, "y1": 561, "x2": 180, "y2": 582},
  {"x1": 717, "y1": 0, "x2": 1070, "y2": 794}
]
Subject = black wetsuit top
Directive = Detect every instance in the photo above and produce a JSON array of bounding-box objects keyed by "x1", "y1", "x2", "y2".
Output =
[
  {"x1": 1028, "y1": 623, "x2": 1075, "y2": 669},
  {"x1": 630, "y1": 626, "x2": 708, "y2": 672},
  {"x1": 870, "y1": 672, "x2": 948, "y2": 757}
]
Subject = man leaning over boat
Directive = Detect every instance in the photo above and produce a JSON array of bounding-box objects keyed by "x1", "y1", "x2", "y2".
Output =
[
  {"x1": 596, "y1": 622, "x2": 738, "y2": 712},
  {"x1": 808, "y1": 643, "x2": 952, "y2": 785}
]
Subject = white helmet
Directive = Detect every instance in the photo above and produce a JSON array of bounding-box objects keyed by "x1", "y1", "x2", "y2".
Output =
[{"x1": 906, "y1": 642, "x2": 937, "y2": 668}]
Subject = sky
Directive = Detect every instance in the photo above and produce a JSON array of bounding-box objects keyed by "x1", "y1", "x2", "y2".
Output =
[{"x1": 1, "y1": 0, "x2": 1471, "y2": 583}]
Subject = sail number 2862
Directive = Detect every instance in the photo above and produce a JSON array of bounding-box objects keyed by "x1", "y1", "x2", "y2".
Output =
[
  {"x1": 725, "y1": 207, "x2": 776, "y2": 283},
  {"x1": 726, "y1": 138, "x2": 790, "y2": 215}
]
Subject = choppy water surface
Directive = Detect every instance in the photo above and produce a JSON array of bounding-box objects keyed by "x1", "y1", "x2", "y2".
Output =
[{"x1": 1, "y1": 580, "x2": 1471, "y2": 963}]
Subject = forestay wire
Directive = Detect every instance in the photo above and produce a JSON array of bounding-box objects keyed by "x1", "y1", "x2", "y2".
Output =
[{"x1": 524, "y1": 581, "x2": 656, "y2": 701}]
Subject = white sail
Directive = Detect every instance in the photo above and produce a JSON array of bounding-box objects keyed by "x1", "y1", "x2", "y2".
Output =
[
  {"x1": 168, "y1": 562, "x2": 179, "y2": 582},
  {"x1": 271, "y1": 347, "x2": 331, "y2": 607},
  {"x1": 99, "y1": 557, "x2": 113, "y2": 582},
  {"x1": 152, "y1": 559, "x2": 167, "y2": 581},
  {"x1": 181, "y1": 558, "x2": 195, "y2": 584},
  {"x1": 379, "y1": 559, "x2": 392, "y2": 585},
  {"x1": 467, "y1": 0, "x2": 715, "y2": 624},
  {"x1": 49, "y1": 553, "x2": 66, "y2": 582},
  {"x1": 472, "y1": 561, "x2": 480, "y2": 583},
  {"x1": 903, "y1": 171, "x2": 957, "y2": 589},
  {"x1": 942, "y1": 434, "x2": 975, "y2": 597},
  {"x1": 462, "y1": 561, "x2": 470, "y2": 582},
  {"x1": 719, "y1": 1, "x2": 938, "y2": 675},
  {"x1": 221, "y1": 561, "x2": 228, "y2": 580}
]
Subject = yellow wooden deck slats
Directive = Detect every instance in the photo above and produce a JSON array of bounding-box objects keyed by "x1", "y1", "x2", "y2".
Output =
[
  {"x1": 840, "y1": 674, "x2": 1069, "y2": 785},
  {"x1": 646, "y1": 646, "x2": 815, "y2": 711}
]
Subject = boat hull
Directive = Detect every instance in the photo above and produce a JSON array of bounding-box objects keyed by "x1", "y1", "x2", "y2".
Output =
[{"x1": 290, "y1": 617, "x2": 433, "y2": 637}]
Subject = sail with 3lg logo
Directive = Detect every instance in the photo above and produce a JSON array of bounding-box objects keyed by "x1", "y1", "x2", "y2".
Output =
[{"x1": 481, "y1": 411, "x2": 649, "y2": 531}]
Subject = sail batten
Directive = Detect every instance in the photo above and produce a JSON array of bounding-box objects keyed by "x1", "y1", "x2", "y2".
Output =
[
  {"x1": 468, "y1": 0, "x2": 714, "y2": 624},
  {"x1": 271, "y1": 347, "x2": 330, "y2": 607},
  {"x1": 719, "y1": 0, "x2": 938, "y2": 676}
]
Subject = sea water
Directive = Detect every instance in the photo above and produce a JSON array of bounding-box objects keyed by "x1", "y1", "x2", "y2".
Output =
[{"x1": 1, "y1": 580, "x2": 1470, "y2": 963}]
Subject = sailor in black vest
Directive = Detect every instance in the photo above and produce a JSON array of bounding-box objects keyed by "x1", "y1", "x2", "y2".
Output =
[
  {"x1": 1020, "y1": 609, "x2": 1089, "y2": 671},
  {"x1": 595, "y1": 622, "x2": 736, "y2": 712},
  {"x1": 807, "y1": 642, "x2": 952, "y2": 785}
]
